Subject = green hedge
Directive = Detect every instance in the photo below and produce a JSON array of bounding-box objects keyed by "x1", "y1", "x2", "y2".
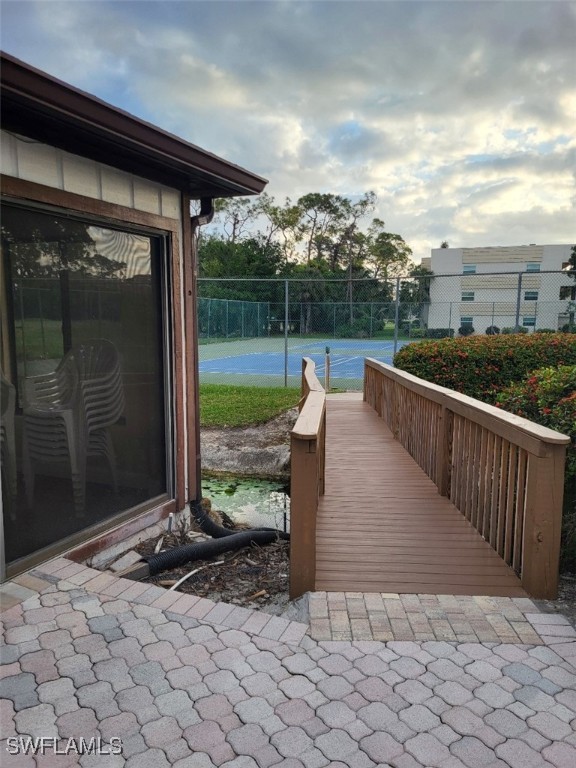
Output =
[
  {"x1": 497, "y1": 366, "x2": 576, "y2": 571},
  {"x1": 394, "y1": 333, "x2": 576, "y2": 402},
  {"x1": 496, "y1": 366, "x2": 576, "y2": 476}
]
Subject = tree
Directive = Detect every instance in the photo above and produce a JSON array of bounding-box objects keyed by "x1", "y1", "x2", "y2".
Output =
[
  {"x1": 296, "y1": 191, "x2": 376, "y2": 271},
  {"x1": 440, "y1": 240, "x2": 449, "y2": 248},
  {"x1": 213, "y1": 198, "x2": 262, "y2": 243},
  {"x1": 258, "y1": 193, "x2": 303, "y2": 262},
  {"x1": 199, "y1": 235, "x2": 284, "y2": 277},
  {"x1": 296, "y1": 192, "x2": 349, "y2": 265},
  {"x1": 399, "y1": 265, "x2": 434, "y2": 329},
  {"x1": 365, "y1": 225, "x2": 414, "y2": 282}
]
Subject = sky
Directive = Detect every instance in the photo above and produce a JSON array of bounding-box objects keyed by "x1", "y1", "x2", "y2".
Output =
[{"x1": 1, "y1": 0, "x2": 575, "y2": 261}]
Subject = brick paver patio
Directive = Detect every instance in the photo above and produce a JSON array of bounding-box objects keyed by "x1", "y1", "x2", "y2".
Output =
[{"x1": 1, "y1": 557, "x2": 575, "y2": 766}]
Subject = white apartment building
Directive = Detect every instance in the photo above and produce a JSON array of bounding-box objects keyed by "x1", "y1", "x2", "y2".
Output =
[{"x1": 422, "y1": 245, "x2": 574, "y2": 334}]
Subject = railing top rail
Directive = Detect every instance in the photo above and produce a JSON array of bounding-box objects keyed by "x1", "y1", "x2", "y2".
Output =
[
  {"x1": 302, "y1": 356, "x2": 324, "y2": 394},
  {"x1": 365, "y1": 358, "x2": 570, "y2": 455},
  {"x1": 293, "y1": 358, "x2": 326, "y2": 440}
]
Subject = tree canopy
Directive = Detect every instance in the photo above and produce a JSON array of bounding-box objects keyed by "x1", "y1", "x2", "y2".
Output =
[{"x1": 199, "y1": 191, "x2": 416, "y2": 287}]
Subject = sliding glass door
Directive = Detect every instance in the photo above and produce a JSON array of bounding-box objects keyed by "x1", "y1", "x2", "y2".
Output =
[{"x1": 1, "y1": 204, "x2": 170, "y2": 566}]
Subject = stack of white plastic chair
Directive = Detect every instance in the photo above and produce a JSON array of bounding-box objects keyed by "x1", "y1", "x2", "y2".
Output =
[
  {"x1": 23, "y1": 339, "x2": 124, "y2": 516},
  {"x1": 76, "y1": 339, "x2": 125, "y2": 500},
  {"x1": 1, "y1": 369, "x2": 18, "y2": 519}
]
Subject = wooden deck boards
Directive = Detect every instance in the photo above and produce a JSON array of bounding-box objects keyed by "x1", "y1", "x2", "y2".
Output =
[{"x1": 315, "y1": 397, "x2": 527, "y2": 596}]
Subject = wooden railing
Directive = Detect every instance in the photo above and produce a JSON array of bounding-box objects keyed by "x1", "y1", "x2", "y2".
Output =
[
  {"x1": 364, "y1": 359, "x2": 570, "y2": 599},
  {"x1": 290, "y1": 358, "x2": 326, "y2": 599}
]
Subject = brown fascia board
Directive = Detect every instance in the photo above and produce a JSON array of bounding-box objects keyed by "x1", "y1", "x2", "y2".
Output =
[{"x1": 0, "y1": 52, "x2": 268, "y2": 198}]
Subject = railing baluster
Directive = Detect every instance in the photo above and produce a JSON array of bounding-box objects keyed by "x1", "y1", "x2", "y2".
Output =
[
  {"x1": 489, "y1": 434, "x2": 502, "y2": 549},
  {"x1": 504, "y1": 443, "x2": 517, "y2": 566},
  {"x1": 513, "y1": 449, "x2": 528, "y2": 574}
]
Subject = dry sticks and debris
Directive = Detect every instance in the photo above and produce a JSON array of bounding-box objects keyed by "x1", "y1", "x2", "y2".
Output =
[{"x1": 134, "y1": 527, "x2": 289, "y2": 610}]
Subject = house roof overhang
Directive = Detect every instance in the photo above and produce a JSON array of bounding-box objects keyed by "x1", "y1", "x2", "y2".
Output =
[{"x1": 0, "y1": 52, "x2": 268, "y2": 199}]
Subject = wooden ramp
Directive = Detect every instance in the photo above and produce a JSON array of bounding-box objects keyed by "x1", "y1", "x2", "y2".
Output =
[{"x1": 315, "y1": 394, "x2": 527, "y2": 597}]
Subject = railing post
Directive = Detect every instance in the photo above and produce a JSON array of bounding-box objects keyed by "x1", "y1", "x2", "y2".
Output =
[
  {"x1": 521, "y1": 445, "x2": 565, "y2": 598},
  {"x1": 290, "y1": 436, "x2": 318, "y2": 599},
  {"x1": 436, "y1": 406, "x2": 453, "y2": 497}
]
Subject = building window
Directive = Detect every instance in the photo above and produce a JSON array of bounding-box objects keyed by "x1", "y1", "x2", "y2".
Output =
[
  {"x1": 460, "y1": 316, "x2": 473, "y2": 325},
  {"x1": 524, "y1": 291, "x2": 538, "y2": 301},
  {"x1": 523, "y1": 316, "x2": 536, "y2": 327},
  {"x1": 526, "y1": 263, "x2": 541, "y2": 272},
  {"x1": 463, "y1": 265, "x2": 476, "y2": 274},
  {"x1": 461, "y1": 291, "x2": 475, "y2": 301}
]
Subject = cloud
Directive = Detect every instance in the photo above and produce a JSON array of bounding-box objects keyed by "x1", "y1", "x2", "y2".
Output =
[{"x1": 1, "y1": 0, "x2": 574, "y2": 258}]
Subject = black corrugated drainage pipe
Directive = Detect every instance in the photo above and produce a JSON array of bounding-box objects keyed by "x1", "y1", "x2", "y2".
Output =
[{"x1": 144, "y1": 499, "x2": 289, "y2": 576}]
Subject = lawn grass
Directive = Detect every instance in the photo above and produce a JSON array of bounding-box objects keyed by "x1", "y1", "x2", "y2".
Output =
[
  {"x1": 199, "y1": 384, "x2": 301, "y2": 427},
  {"x1": 15, "y1": 319, "x2": 64, "y2": 360}
]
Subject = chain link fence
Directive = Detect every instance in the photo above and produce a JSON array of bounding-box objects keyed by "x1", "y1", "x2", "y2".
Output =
[
  {"x1": 198, "y1": 271, "x2": 575, "y2": 389},
  {"x1": 11, "y1": 271, "x2": 573, "y2": 392}
]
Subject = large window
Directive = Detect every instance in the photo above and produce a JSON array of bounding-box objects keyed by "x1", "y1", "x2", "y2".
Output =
[
  {"x1": 526, "y1": 263, "x2": 541, "y2": 273},
  {"x1": 1, "y1": 205, "x2": 169, "y2": 565}
]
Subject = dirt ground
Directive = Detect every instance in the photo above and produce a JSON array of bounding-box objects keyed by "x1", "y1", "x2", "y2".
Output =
[
  {"x1": 200, "y1": 408, "x2": 298, "y2": 479},
  {"x1": 134, "y1": 523, "x2": 292, "y2": 616}
]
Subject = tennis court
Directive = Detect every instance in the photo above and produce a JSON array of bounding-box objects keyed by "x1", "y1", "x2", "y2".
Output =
[{"x1": 198, "y1": 337, "x2": 413, "y2": 388}]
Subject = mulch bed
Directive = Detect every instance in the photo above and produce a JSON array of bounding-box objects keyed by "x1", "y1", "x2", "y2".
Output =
[{"x1": 134, "y1": 526, "x2": 289, "y2": 610}]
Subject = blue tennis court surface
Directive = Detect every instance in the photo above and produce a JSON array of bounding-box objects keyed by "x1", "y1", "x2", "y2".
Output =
[{"x1": 199, "y1": 339, "x2": 411, "y2": 379}]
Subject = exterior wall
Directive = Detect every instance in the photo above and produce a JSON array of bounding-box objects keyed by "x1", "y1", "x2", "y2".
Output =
[
  {"x1": 1, "y1": 130, "x2": 181, "y2": 220},
  {"x1": 427, "y1": 245, "x2": 573, "y2": 333},
  {"x1": 1, "y1": 131, "x2": 197, "y2": 574}
]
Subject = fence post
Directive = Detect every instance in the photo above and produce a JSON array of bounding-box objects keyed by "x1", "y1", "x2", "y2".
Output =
[
  {"x1": 284, "y1": 280, "x2": 289, "y2": 387},
  {"x1": 393, "y1": 277, "x2": 401, "y2": 356},
  {"x1": 514, "y1": 272, "x2": 523, "y2": 330},
  {"x1": 521, "y1": 445, "x2": 565, "y2": 599}
]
